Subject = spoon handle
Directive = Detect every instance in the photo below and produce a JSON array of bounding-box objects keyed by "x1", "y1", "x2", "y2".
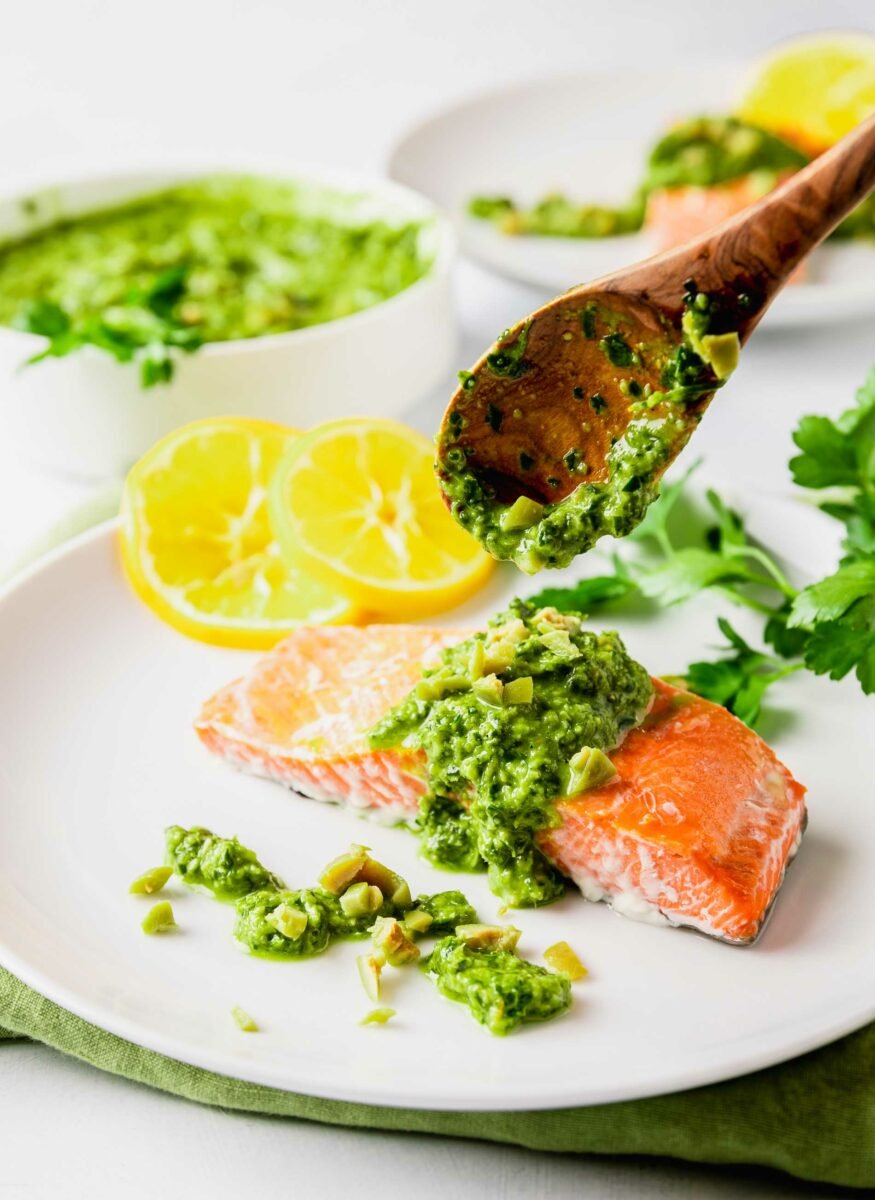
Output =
[{"x1": 601, "y1": 113, "x2": 875, "y2": 337}]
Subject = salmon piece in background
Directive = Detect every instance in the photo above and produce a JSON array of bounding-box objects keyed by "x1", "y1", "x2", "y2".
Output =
[
  {"x1": 646, "y1": 175, "x2": 807, "y2": 283},
  {"x1": 195, "y1": 625, "x2": 806, "y2": 944}
]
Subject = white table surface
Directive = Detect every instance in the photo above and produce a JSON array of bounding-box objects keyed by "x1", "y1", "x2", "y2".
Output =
[{"x1": 1, "y1": 1, "x2": 872, "y2": 1196}]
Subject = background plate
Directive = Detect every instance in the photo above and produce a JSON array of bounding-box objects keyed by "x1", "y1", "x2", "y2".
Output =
[
  {"x1": 0, "y1": 508, "x2": 872, "y2": 1110},
  {"x1": 389, "y1": 66, "x2": 875, "y2": 328}
]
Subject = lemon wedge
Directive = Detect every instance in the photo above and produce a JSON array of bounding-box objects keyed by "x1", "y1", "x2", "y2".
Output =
[
  {"x1": 120, "y1": 417, "x2": 356, "y2": 647},
  {"x1": 736, "y1": 32, "x2": 875, "y2": 152},
  {"x1": 268, "y1": 417, "x2": 494, "y2": 618}
]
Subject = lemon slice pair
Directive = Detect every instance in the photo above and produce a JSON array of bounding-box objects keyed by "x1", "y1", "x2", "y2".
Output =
[{"x1": 120, "y1": 416, "x2": 492, "y2": 647}]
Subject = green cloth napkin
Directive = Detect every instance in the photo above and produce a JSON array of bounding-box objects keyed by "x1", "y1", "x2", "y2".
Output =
[
  {"x1": 2, "y1": 493, "x2": 874, "y2": 1190},
  {"x1": 1, "y1": 968, "x2": 872, "y2": 1190}
]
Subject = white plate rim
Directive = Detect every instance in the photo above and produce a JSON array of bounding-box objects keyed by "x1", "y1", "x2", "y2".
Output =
[{"x1": 387, "y1": 65, "x2": 875, "y2": 329}]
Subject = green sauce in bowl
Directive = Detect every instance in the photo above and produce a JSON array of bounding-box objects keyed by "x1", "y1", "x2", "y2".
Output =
[{"x1": 0, "y1": 174, "x2": 434, "y2": 386}]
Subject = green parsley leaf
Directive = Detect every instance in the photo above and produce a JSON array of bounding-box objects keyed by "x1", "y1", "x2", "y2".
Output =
[
  {"x1": 637, "y1": 548, "x2": 754, "y2": 606},
  {"x1": 800, "y1": 594, "x2": 875, "y2": 693},
  {"x1": 526, "y1": 565, "x2": 637, "y2": 613},
  {"x1": 13, "y1": 299, "x2": 72, "y2": 339},
  {"x1": 682, "y1": 618, "x2": 801, "y2": 728},
  {"x1": 788, "y1": 559, "x2": 875, "y2": 628},
  {"x1": 790, "y1": 365, "x2": 875, "y2": 493}
]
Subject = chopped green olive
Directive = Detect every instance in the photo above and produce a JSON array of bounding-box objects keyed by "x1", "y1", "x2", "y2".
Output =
[
  {"x1": 318, "y1": 846, "x2": 411, "y2": 910},
  {"x1": 360, "y1": 1007, "x2": 396, "y2": 1026},
  {"x1": 371, "y1": 916, "x2": 420, "y2": 966},
  {"x1": 700, "y1": 332, "x2": 740, "y2": 379},
  {"x1": 482, "y1": 640, "x2": 517, "y2": 674},
  {"x1": 318, "y1": 844, "x2": 370, "y2": 894},
  {"x1": 142, "y1": 901, "x2": 176, "y2": 935},
  {"x1": 340, "y1": 882, "x2": 384, "y2": 918},
  {"x1": 402, "y1": 909, "x2": 435, "y2": 936},
  {"x1": 500, "y1": 495, "x2": 545, "y2": 532},
  {"x1": 357, "y1": 954, "x2": 383, "y2": 1002},
  {"x1": 543, "y1": 941, "x2": 588, "y2": 981},
  {"x1": 472, "y1": 673, "x2": 504, "y2": 706},
  {"x1": 266, "y1": 903, "x2": 309, "y2": 940},
  {"x1": 411, "y1": 891, "x2": 478, "y2": 932},
  {"x1": 503, "y1": 676, "x2": 534, "y2": 705},
  {"x1": 467, "y1": 640, "x2": 486, "y2": 680},
  {"x1": 231, "y1": 1005, "x2": 258, "y2": 1032},
  {"x1": 567, "y1": 746, "x2": 617, "y2": 795},
  {"x1": 129, "y1": 866, "x2": 173, "y2": 895},
  {"x1": 455, "y1": 923, "x2": 522, "y2": 952},
  {"x1": 539, "y1": 629, "x2": 581, "y2": 660},
  {"x1": 415, "y1": 674, "x2": 470, "y2": 701}
]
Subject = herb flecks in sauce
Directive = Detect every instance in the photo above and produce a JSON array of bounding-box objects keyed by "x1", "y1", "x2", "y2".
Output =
[
  {"x1": 437, "y1": 291, "x2": 734, "y2": 573},
  {"x1": 0, "y1": 175, "x2": 433, "y2": 386},
  {"x1": 165, "y1": 825, "x2": 282, "y2": 901},
  {"x1": 155, "y1": 826, "x2": 573, "y2": 1035},
  {"x1": 233, "y1": 887, "x2": 381, "y2": 958},
  {"x1": 369, "y1": 599, "x2": 652, "y2": 908},
  {"x1": 425, "y1": 935, "x2": 572, "y2": 1035},
  {"x1": 485, "y1": 322, "x2": 532, "y2": 379}
]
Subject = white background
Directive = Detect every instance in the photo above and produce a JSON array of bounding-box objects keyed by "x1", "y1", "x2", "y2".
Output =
[{"x1": 0, "y1": 1, "x2": 873, "y2": 1196}]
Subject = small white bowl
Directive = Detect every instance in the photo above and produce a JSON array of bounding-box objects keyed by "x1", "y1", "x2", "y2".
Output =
[{"x1": 0, "y1": 164, "x2": 456, "y2": 479}]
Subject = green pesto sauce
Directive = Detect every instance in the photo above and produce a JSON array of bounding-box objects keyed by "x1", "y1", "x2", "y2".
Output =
[
  {"x1": 165, "y1": 825, "x2": 282, "y2": 901},
  {"x1": 233, "y1": 887, "x2": 377, "y2": 957},
  {"x1": 416, "y1": 792, "x2": 483, "y2": 872},
  {"x1": 0, "y1": 175, "x2": 433, "y2": 386},
  {"x1": 443, "y1": 415, "x2": 681, "y2": 573},
  {"x1": 644, "y1": 115, "x2": 807, "y2": 191},
  {"x1": 425, "y1": 935, "x2": 572, "y2": 1036},
  {"x1": 369, "y1": 599, "x2": 652, "y2": 908},
  {"x1": 231, "y1": 883, "x2": 478, "y2": 959},
  {"x1": 467, "y1": 114, "x2": 875, "y2": 242},
  {"x1": 439, "y1": 290, "x2": 732, "y2": 574},
  {"x1": 409, "y1": 890, "x2": 478, "y2": 931}
]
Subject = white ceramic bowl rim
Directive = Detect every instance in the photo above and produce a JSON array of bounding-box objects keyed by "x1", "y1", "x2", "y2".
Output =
[{"x1": 0, "y1": 157, "x2": 455, "y2": 358}]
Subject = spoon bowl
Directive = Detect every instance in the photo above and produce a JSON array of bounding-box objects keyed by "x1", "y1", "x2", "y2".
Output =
[{"x1": 436, "y1": 114, "x2": 875, "y2": 569}]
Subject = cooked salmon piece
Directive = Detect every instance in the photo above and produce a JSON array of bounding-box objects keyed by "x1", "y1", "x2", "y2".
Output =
[
  {"x1": 196, "y1": 626, "x2": 806, "y2": 943},
  {"x1": 196, "y1": 625, "x2": 463, "y2": 819},
  {"x1": 645, "y1": 176, "x2": 807, "y2": 283},
  {"x1": 537, "y1": 679, "x2": 806, "y2": 943}
]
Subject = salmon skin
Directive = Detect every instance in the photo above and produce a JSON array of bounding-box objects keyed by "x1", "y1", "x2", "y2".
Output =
[{"x1": 196, "y1": 625, "x2": 806, "y2": 944}]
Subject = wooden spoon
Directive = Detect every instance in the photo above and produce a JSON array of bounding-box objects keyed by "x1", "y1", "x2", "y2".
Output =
[{"x1": 436, "y1": 114, "x2": 875, "y2": 515}]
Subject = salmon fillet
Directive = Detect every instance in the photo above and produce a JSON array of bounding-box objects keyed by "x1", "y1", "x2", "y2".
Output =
[
  {"x1": 196, "y1": 625, "x2": 463, "y2": 820},
  {"x1": 195, "y1": 626, "x2": 806, "y2": 943},
  {"x1": 645, "y1": 176, "x2": 806, "y2": 283}
]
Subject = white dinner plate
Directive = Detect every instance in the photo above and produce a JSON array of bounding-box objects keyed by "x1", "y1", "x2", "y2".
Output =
[
  {"x1": 0, "y1": 506, "x2": 872, "y2": 1111},
  {"x1": 388, "y1": 66, "x2": 875, "y2": 329}
]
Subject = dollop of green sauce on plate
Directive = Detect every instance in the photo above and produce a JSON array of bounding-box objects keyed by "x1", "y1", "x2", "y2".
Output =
[
  {"x1": 369, "y1": 599, "x2": 652, "y2": 908},
  {"x1": 165, "y1": 824, "x2": 283, "y2": 901},
  {"x1": 233, "y1": 886, "x2": 382, "y2": 958},
  {"x1": 425, "y1": 935, "x2": 572, "y2": 1036}
]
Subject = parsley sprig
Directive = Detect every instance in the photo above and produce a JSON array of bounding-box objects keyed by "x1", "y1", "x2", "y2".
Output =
[
  {"x1": 528, "y1": 367, "x2": 875, "y2": 725},
  {"x1": 14, "y1": 265, "x2": 203, "y2": 388}
]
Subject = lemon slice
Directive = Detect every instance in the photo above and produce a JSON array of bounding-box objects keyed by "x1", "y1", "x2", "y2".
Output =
[
  {"x1": 736, "y1": 32, "x2": 875, "y2": 152},
  {"x1": 268, "y1": 417, "x2": 494, "y2": 618},
  {"x1": 121, "y1": 417, "x2": 356, "y2": 648}
]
